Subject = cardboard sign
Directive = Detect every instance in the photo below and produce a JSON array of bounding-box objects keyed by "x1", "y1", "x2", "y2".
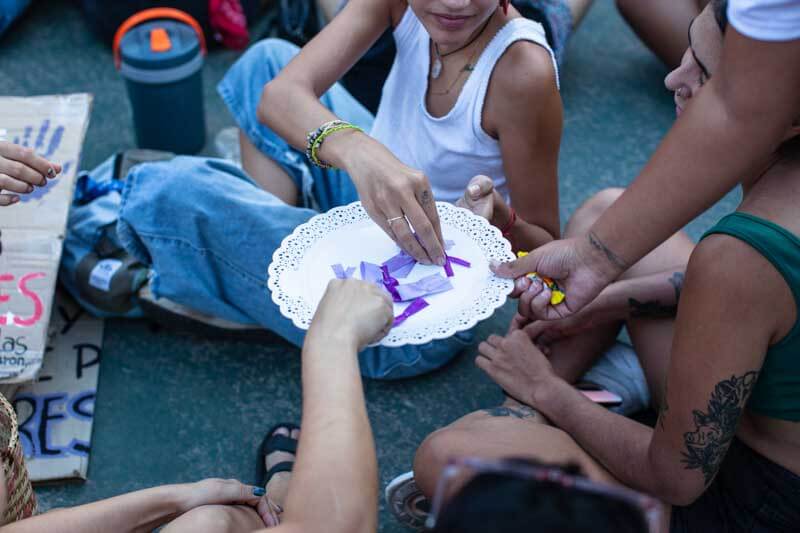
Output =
[
  {"x1": 0, "y1": 94, "x2": 92, "y2": 383},
  {"x1": 12, "y1": 294, "x2": 103, "y2": 483}
]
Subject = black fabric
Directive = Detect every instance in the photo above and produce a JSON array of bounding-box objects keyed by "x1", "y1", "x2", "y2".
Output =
[
  {"x1": 265, "y1": 461, "x2": 295, "y2": 481},
  {"x1": 266, "y1": 434, "x2": 298, "y2": 454},
  {"x1": 670, "y1": 438, "x2": 800, "y2": 532}
]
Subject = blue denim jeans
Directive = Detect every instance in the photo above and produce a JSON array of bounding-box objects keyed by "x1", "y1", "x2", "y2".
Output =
[{"x1": 112, "y1": 38, "x2": 476, "y2": 379}]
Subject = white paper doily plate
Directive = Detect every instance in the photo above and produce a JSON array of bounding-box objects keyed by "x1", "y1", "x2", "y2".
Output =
[{"x1": 268, "y1": 201, "x2": 515, "y2": 347}]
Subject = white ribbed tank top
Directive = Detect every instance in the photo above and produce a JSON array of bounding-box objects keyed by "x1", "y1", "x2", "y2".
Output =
[{"x1": 369, "y1": 8, "x2": 558, "y2": 204}]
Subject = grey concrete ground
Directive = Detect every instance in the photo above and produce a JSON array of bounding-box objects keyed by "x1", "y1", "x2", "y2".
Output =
[{"x1": 0, "y1": 1, "x2": 738, "y2": 531}]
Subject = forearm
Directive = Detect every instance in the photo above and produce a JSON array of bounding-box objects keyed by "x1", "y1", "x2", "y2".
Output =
[
  {"x1": 494, "y1": 199, "x2": 557, "y2": 251},
  {"x1": 532, "y1": 379, "x2": 662, "y2": 496},
  {"x1": 589, "y1": 33, "x2": 800, "y2": 273},
  {"x1": 607, "y1": 269, "x2": 686, "y2": 320},
  {"x1": 4, "y1": 485, "x2": 188, "y2": 533},
  {"x1": 507, "y1": 218, "x2": 555, "y2": 251},
  {"x1": 259, "y1": 78, "x2": 344, "y2": 153},
  {"x1": 281, "y1": 333, "x2": 377, "y2": 533}
]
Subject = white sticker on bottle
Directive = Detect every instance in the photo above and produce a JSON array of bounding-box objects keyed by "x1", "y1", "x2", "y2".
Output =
[{"x1": 89, "y1": 259, "x2": 123, "y2": 292}]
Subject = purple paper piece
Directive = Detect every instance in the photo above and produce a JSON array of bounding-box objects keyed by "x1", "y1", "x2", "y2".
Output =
[
  {"x1": 443, "y1": 259, "x2": 454, "y2": 277},
  {"x1": 380, "y1": 265, "x2": 402, "y2": 302},
  {"x1": 392, "y1": 261, "x2": 416, "y2": 279},
  {"x1": 331, "y1": 264, "x2": 355, "y2": 279},
  {"x1": 447, "y1": 255, "x2": 471, "y2": 267},
  {"x1": 382, "y1": 251, "x2": 417, "y2": 279},
  {"x1": 395, "y1": 273, "x2": 453, "y2": 301},
  {"x1": 393, "y1": 298, "x2": 430, "y2": 327},
  {"x1": 443, "y1": 254, "x2": 470, "y2": 277},
  {"x1": 360, "y1": 262, "x2": 383, "y2": 285}
]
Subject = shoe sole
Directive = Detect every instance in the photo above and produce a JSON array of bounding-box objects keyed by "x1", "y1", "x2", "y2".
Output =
[{"x1": 385, "y1": 471, "x2": 428, "y2": 531}]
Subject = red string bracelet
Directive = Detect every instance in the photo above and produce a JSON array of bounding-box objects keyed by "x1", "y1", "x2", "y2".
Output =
[{"x1": 499, "y1": 207, "x2": 517, "y2": 239}]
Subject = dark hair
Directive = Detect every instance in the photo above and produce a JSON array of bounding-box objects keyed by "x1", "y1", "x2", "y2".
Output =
[
  {"x1": 431, "y1": 461, "x2": 649, "y2": 533},
  {"x1": 712, "y1": 0, "x2": 728, "y2": 33}
]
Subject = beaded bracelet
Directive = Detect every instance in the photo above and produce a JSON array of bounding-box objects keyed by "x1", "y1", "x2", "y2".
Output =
[{"x1": 305, "y1": 120, "x2": 363, "y2": 169}]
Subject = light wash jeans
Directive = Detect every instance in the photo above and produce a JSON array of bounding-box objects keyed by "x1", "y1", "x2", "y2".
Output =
[{"x1": 111, "y1": 39, "x2": 476, "y2": 379}]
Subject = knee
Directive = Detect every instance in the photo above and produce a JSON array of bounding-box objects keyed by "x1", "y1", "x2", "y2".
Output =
[
  {"x1": 169, "y1": 505, "x2": 240, "y2": 533},
  {"x1": 247, "y1": 38, "x2": 301, "y2": 65},
  {"x1": 413, "y1": 428, "x2": 467, "y2": 497},
  {"x1": 574, "y1": 187, "x2": 625, "y2": 227}
]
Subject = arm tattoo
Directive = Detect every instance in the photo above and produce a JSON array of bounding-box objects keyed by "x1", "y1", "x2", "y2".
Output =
[
  {"x1": 420, "y1": 189, "x2": 432, "y2": 205},
  {"x1": 681, "y1": 371, "x2": 759, "y2": 486},
  {"x1": 482, "y1": 406, "x2": 540, "y2": 419},
  {"x1": 629, "y1": 298, "x2": 677, "y2": 318},
  {"x1": 587, "y1": 231, "x2": 629, "y2": 271},
  {"x1": 628, "y1": 271, "x2": 685, "y2": 318}
]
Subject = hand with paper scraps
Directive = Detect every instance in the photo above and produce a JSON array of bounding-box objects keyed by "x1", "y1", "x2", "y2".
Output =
[{"x1": 309, "y1": 278, "x2": 394, "y2": 350}]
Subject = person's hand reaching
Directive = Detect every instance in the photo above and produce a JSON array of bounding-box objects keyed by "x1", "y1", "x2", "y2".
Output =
[
  {"x1": 310, "y1": 279, "x2": 394, "y2": 350},
  {"x1": 491, "y1": 236, "x2": 623, "y2": 320},
  {"x1": 0, "y1": 140, "x2": 61, "y2": 206}
]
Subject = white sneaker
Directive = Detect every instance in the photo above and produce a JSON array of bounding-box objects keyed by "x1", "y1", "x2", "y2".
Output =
[{"x1": 385, "y1": 471, "x2": 430, "y2": 531}]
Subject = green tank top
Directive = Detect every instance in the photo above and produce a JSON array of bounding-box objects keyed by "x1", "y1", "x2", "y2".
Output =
[{"x1": 701, "y1": 212, "x2": 800, "y2": 422}]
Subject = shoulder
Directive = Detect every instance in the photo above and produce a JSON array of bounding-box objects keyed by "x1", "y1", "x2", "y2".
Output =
[
  {"x1": 686, "y1": 232, "x2": 790, "y2": 342},
  {"x1": 485, "y1": 38, "x2": 561, "y2": 137},
  {"x1": 689, "y1": 233, "x2": 763, "y2": 292},
  {"x1": 492, "y1": 38, "x2": 558, "y2": 100}
]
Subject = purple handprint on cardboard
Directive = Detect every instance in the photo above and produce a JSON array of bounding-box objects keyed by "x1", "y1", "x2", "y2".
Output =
[{"x1": 13, "y1": 120, "x2": 73, "y2": 203}]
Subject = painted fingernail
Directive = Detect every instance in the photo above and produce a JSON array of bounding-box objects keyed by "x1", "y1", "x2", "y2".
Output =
[
  {"x1": 436, "y1": 256, "x2": 446, "y2": 266},
  {"x1": 468, "y1": 184, "x2": 480, "y2": 197},
  {"x1": 40, "y1": 178, "x2": 47, "y2": 187},
  {"x1": 253, "y1": 487, "x2": 266, "y2": 496},
  {"x1": 10, "y1": 196, "x2": 19, "y2": 204},
  {"x1": 514, "y1": 278, "x2": 527, "y2": 291},
  {"x1": 27, "y1": 185, "x2": 33, "y2": 193},
  {"x1": 527, "y1": 279, "x2": 542, "y2": 292},
  {"x1": 47, "y1": 167, "x2": 56, "y2": 178}
]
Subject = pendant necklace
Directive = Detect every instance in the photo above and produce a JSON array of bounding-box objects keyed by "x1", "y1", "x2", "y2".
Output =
[{"x1": 431, "y1": 12, "x2": 495, "y2": 79}]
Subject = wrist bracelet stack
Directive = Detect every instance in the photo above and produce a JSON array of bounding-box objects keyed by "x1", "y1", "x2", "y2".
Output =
[{"x1": 305, "y1": 120, "x2": 363, "y2": 169}]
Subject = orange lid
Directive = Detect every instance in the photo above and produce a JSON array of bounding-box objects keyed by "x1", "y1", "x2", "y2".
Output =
[
  {"x1": 150, "y1": 27, "x2": 172, "y2": 52},
  {"x1": 113, "y1": 8, "x2": 206, "y2": 69}
]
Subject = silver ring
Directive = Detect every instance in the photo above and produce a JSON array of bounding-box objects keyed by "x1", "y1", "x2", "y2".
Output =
[{"x1": 386, "y1": 216, "x2": 405, "y2": 224}]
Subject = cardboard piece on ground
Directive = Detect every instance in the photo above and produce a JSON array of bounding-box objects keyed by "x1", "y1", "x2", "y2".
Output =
[
  {"x1": 12, "y1": 293, "x2": 103, "y2": 483},
  {"x1": 0, "y1": 94, "x2": 92, "y2": 384}
]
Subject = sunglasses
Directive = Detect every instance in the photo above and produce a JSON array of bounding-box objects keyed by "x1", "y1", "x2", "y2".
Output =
[{"x1": 425, "y1": 457, "x2": 663, "y2": 532}]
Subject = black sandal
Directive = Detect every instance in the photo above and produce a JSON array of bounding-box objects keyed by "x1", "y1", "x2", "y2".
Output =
[{"x1": 257, "y1": 422, "x2": 300, "y2": 487}]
